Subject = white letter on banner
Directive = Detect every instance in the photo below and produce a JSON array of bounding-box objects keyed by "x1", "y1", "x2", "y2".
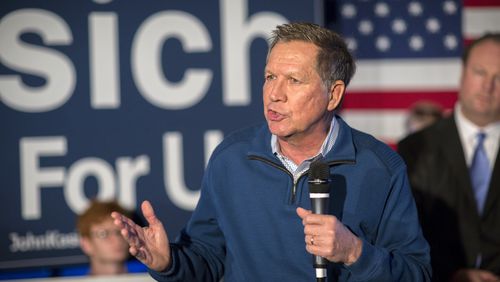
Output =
[
  {"x1": 89, "y1": 12, "x2": 120, "y2": 109},
  {"x1": 204, "y1": 130, "x2": 223, "y2": 165},
  {"x1": 220, "y1": 0, "x2": 288, "y2": 106},
  {"x1": 116, "y1": 155, "x2": 150, "y2": 210},
  {"x1": 162, "y1": 130, "x2": 222, "y2": 211},
  {"x1": 65, "y1": 158, "x2": 116, "y2": 214},
  {"x1": 0, "y1": 9, "x2": 75, "y2": 112},
  {"x1": 20, "y1": 137, "x2": 67, "y2": 220},
  {"x1": 132, "y1": 11, "x2": 212, "y2": 109}
]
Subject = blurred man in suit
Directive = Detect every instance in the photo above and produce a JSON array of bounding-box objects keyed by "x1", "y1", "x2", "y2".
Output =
[{"x1": 398, "y1": 33, "x2": 500, "y2": 282}]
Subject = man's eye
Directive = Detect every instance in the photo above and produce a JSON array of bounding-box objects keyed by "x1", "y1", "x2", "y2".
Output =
[
  {"x1": 472, "y1": 67, "x2": 486, "y2": 76},
  {"x1": 265, "y1": 74, "x2": 275, "y2": 81}
]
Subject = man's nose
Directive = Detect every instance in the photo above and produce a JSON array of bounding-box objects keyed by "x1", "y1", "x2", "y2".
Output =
[
  {"x1": 269, "y1": 80, "x2": 287, "y2": 102},
  {"x1": 482, "y1": 74, "x2": 497, "y2": 94}
]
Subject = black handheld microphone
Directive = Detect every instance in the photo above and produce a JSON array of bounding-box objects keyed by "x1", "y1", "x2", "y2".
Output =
[{"x1": 308, "y1": 160, "x2": 330, "y2": 282}]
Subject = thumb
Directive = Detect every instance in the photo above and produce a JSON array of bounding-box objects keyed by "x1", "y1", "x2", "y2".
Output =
[
  {"x1": 296, "y1": 207, "x2": 312, "y2": 219},
  {"x1": 141, "y1": 200, "x2": 162, "y2": 226}
]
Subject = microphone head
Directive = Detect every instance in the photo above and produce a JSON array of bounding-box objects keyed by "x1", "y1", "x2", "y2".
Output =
[
  {"x1": 308, "y1": 160, "x2": 330, "y2": 193},
  {"x1": 309, "y1": 160, "x2": 330, "y2": 180}
]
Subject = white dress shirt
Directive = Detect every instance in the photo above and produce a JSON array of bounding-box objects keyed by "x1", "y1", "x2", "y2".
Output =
[{"x1": 455, "y1": 103, "x2": 500, "y2": 170}]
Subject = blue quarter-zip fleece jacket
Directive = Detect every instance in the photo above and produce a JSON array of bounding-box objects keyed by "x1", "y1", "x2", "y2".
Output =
[{"x1": 150, "y1": 117, "x2": 431, "y2": 281}]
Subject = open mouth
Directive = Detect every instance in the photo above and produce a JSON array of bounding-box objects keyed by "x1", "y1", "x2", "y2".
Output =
[{"x1": 267, "y1": 109, "x2": 285, "y2": 121}]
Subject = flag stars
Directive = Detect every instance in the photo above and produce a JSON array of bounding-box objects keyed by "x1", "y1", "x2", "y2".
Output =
[
  {"x1": 409, "y1": 35, "x2": 424, "y2": 51},
  {"x1": 426, "y1": 18, "x2": 441, "y2": 33},
  {"x1": 375, "y1": 2, "x2": 390, "y2": 17},
  {"x1": 443, "y1": 1, "x2": 458, "y2": 15},
  {"x1": 359, "y1": 20, "x2": 374, "y2": 35},
  {"x1": 392, "y1": 18, "x2": 407, "y2": 34},
  {"x1": 339, "y1": 1, "x2": 462, "y2": 58},
  {"x1": 444, "y1": 34, "x2": 458, "y2": 50},
  {"x1": 342, "y1": 4, "x2": 357, "y2": 19},
  {"x1": 376, "y1": 36, "x2": 391, "y2": 52},
  {"x1": 408, "y1": 1, "x2": 423, "y2": 16},
  {"x1": 345, "y1": 37, "x2": 358, "y2": 52}
]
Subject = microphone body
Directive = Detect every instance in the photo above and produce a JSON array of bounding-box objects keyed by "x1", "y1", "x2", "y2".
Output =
[{"x1": 308, "y1": 161, "x2": 331, "y2": 282}]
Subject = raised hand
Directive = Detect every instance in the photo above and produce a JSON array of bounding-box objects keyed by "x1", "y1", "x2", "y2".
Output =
[{"x1": 111, "y1": 200, "x2": 171, "y2": 272}]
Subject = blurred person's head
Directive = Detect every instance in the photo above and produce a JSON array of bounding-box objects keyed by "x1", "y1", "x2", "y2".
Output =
[
  {"x1": 77, "y1": 199, "x2": 130, "y2": 275},
  {"x1": 459, "y1": 33, "x2": 500, "y2": 127},
  {"x1": 406, "y1": 101, "x2": 444, "y2": 133}
]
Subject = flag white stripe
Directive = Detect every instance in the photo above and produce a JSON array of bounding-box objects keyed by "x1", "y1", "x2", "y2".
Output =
[
  {"x1": 463, "y1": 7, "x2": 500, "y2": 38},
  {"x1": 349, "y1": 59, "x2": 461, "y2": 91},
  {"x1": 340, "y1": 110, "x2": 408, "y2": 143}
]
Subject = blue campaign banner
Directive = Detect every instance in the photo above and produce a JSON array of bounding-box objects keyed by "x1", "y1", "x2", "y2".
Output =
[{"x1": 0, "y1": 0, "x2": 321, "y2": 271}]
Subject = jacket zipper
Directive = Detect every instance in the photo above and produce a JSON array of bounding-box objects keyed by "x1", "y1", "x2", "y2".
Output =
[
  {"x1": 248, "y1": 155, "x2": 355, "y2": 204},
  {"x1": 291, "y1": 178, "x2": 298, "y2": 203}
]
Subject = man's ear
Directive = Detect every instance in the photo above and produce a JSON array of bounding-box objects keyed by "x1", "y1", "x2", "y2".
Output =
[
  {"x1": 327, "y1": 80, "x2": 346, "y2": 111},
  {"x1": 80, "y1": 236, "x2": 94, "y2": 256}
]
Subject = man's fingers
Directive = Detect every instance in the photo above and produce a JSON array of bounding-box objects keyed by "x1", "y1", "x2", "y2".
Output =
[
  {"x1": 142, "y1": 200, "x2": 162, "y2": 226},
  {"x1": 303, "y1": 224, "x2": 323, "y2": 236},
  {"x1": 129, "y1": 246, "x2": 138, "y2": 256},
  {"x1": 296, "y1": 207, "x2": 312, "y2": 219},
  {"x1": 115, "y1": 215, "x2": 143, "y2": 244},
  {"x1": 111, "y1": 212, "x2": 126, "y2": 228},
  {"x1": 110, "y1": 211, "x2": 119, "y2": 220},
  {"x1": 305, "y1": 213, "x2": 336, "y2": 226},
  {"x1": 112, "y1": 211, "x2": 135, "y2": 229},
  {"x1": 297, "y1": 207, "x2": 334, "y2": 225}
]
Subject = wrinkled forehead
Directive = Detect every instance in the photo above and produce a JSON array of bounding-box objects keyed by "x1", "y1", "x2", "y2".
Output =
[
  {"x1": 267, "y1": 41, "x2": 319, "y2": 67},
  {"x1": 267, "y1": 40, "x2": 319, "y2": 61}
]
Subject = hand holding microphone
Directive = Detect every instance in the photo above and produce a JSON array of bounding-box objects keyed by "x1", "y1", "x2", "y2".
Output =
[
  {"x1": 296, "y1": 160, "x2": 363, "y2": 281},
  {"x1": 307, "y1": 160, "x2": 331, "y2": 282}
]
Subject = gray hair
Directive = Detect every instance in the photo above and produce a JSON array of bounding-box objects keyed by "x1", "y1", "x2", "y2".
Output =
[{"x1": 267, "y1": 22, "x2": 356, "y2": 89}]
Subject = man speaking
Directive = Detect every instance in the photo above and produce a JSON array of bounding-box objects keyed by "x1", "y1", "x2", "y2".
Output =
[{"x1": 112, "y1": 22, "x2": 431, "y2": 281}]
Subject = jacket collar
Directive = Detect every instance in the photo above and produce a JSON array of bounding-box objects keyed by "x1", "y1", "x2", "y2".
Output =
[{"x1": 247, "y1": 115, "x2": 356, "y2": 165}]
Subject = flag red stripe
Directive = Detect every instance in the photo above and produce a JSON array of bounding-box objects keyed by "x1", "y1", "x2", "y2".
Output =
[
  {"x1": 464, "y1": 38, "x2": 474, "y2": 47},
  {"x1": 342, "y1": 91, "x2": 458, "y2": 110},
  {"x1": 463, "y1": 0, "x2": 500, "y2": 7}
]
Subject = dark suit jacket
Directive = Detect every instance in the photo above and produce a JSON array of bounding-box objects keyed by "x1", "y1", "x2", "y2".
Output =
[{"x1": 398, "y1": 114, "x2": 500, "y2": 282}]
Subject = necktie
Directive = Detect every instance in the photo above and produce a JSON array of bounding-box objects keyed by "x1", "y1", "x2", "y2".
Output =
[{"x1": 469, "y1": 132, "x2": 491, "y2": 214}]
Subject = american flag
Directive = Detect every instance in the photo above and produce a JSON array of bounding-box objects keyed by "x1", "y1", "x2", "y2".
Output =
[{"x1": 329, "y1": 0, "x2": 500, "y2": 147}]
